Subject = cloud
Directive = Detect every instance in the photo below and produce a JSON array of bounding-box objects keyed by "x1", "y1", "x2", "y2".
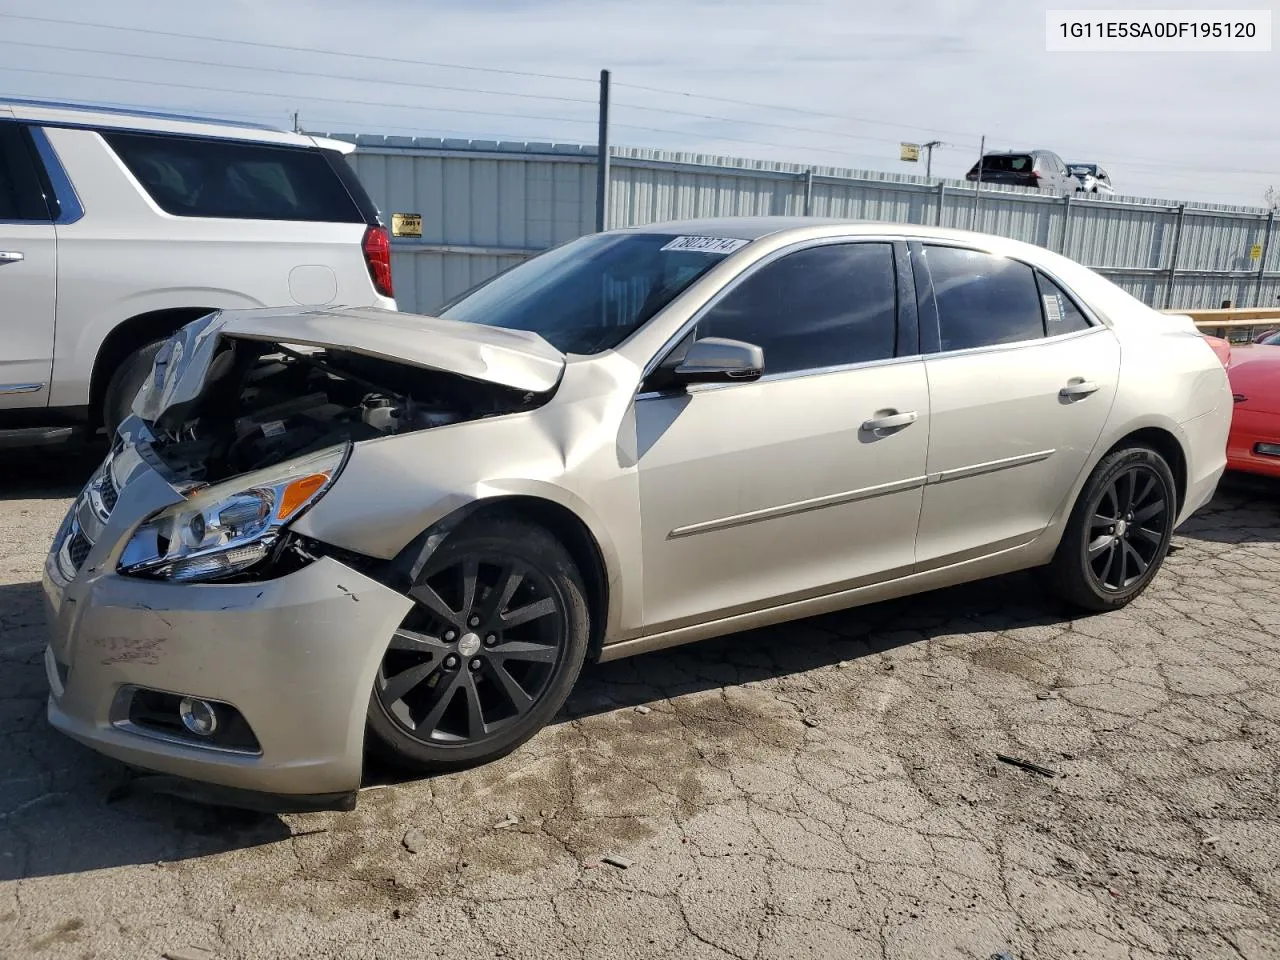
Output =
[{"x1": 0, "y1": 0, "x2": 1273, "y2": 206}]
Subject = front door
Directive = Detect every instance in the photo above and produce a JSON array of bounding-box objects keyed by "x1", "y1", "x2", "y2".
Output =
[
  {"x1": 0, "y1": 122, "x2": 57, "y2": 410},
  {"x1": 912, "y1": 243, "x2": 1120, "y2": 569},
  {"x1": 634, "y1": 240, "x2": 930, "y2": 633}
]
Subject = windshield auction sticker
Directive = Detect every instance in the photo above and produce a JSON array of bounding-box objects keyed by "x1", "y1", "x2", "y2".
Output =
[{"x1": 660, "y1": 236, "x2": 751, "y2": 254}]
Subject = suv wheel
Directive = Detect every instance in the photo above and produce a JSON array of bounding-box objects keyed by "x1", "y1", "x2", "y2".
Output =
[
  {"x1": 102, "y1": 340, "x2": 165, "y2": 436},
  {"x1": 366, "y1": 517, "x2": 590, "y2": 773}
]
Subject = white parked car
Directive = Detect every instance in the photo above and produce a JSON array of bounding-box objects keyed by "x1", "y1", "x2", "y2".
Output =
[
  {"x1": 0, "y1": 98, "x2": 395, "y2": 447},
  {"x1": 1069, "y1": 163, "x2": 1116, "y2": 197}
]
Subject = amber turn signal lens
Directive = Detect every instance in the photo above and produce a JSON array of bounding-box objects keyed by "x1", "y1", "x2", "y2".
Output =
[{"x1": 278, "y1": 473, "x2": 330, "y2": 521}]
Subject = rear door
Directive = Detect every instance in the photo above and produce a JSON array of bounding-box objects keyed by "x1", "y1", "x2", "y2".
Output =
[
  {"x1": 912, "y1": 242, "x2": 1120, "y2": 571},
  {"x1": 0, "y1": 121, "x2": 57, "y2": 409}
]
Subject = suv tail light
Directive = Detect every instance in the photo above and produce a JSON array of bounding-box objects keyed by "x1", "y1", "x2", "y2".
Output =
[
  {"x1": 1030, "y1": 170, "x2": 1041, "y2": 181},
  {"x1": 362, "y1": 225, "x2": 393, "y2": 299}
]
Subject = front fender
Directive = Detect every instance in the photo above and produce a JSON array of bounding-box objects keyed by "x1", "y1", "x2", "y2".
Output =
[{"x1": 291, "y1": 394, "x2": 643, "y2": 642}]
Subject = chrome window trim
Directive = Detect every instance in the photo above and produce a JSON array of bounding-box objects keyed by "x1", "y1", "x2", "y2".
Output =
[
  {"x1": 634, "y1": 351, "x2": 923, "y2": 402},
  {"x1": 28, "y1": 126, "x2": 85, "y2": 225},
  {"x1": 918, "y1": 324, "x2": 1107, "y2": 362},
  {"x1": 638, "y1": 233, "x2": 911, "y2": 385}
]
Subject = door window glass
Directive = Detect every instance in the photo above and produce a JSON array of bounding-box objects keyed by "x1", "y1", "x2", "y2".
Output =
[
  {"x1": 695, "y1": 242, "x2": 899, "y2": 375},
  {"x1": 925, "y1": 246, "x2": 1044, "y2": 351},
  {"x1": 0, "y1": 124, "x2": 51, "y2": 221},
  {"x1": 1035, "y1": 271, "x2": 1094, "y2": 336}
]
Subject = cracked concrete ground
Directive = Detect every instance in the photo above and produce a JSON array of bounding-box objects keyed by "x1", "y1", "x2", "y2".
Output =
[{"x1": 1, "y1": 449, "x2": 1278, "y2": 960}]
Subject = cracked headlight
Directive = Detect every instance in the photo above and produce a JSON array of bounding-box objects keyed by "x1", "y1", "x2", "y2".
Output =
[{"x1": 119, "y1": 445, "x2": 348, "y2": 582}]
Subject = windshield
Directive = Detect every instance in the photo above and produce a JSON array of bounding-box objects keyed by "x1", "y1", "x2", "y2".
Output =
[{"x1": 437, "y1": 232, "x2": 745, "y2": 354}]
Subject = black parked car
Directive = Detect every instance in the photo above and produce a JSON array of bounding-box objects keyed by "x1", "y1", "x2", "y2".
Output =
[{"x1": 965, "y1": 150, "x2": 1077, "y2": 196}]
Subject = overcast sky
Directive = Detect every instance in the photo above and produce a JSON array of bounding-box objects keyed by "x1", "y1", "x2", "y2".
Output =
[{"x1": 1, "y1": 0, "x2": 1275, "y2": 207}]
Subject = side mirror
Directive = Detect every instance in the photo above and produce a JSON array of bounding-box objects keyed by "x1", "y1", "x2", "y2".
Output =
[{"x1": 672, "y1": 337, "x2": 764, "y2": 385}]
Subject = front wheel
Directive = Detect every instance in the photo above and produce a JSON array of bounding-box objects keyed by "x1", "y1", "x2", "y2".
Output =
[
  {"x1": 1046, "y1": 446, "x2": 1177, "y2": 611},
  {"x1": 366, "y1": 517, "x2": 590, "y2": 773}
]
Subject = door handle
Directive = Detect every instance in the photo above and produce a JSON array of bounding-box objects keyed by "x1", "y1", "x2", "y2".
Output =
[
  {"x1": 862, "y1": 410, "x2": 919, "y2": 434},
  {"x1": 0, "y1": 251, "x2": 24, "y2": 265},
  {"x1": 1059, "y1": 379, "x2": 1100, "y2": 399}
]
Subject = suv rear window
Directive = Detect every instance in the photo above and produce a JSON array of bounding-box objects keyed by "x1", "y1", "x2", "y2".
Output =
[
  {"x1": 103, "y1": 131, "x2": 363, "y2": 223},
  {"x1": 980, "y1": 154, "x2": 1035, "y2": 172}
]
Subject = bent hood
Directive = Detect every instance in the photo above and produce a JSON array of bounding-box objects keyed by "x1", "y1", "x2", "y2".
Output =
[{"x1": 133, "y1": 306, "x2": 565, "y2": 424}]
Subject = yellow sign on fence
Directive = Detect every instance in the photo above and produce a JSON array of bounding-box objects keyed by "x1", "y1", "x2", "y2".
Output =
[
  {"x1": 391, "y1": 213, "x2": 423, "y2": 238},
  {"x1": 1249, "y1": 243, "x2": 1263, "y2": 260}
]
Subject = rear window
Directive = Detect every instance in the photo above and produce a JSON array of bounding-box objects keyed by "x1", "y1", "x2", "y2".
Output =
[
  {"x1": 104, "y1": 131, "x2": 363, "y2": 223},
  {"x1": 980, "y1": 154, "x2": 1035, "y2": 173}
]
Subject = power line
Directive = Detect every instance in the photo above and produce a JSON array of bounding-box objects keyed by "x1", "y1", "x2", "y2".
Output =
[
  {"x1": 615, "y1": 79, "x2": 976, "y2": 140},
  {"x1": 0, "y1": 64, "x2": 600, "y2": 128},
  {"x1": 1, "y1": 13, "x2": 1271, "y2": 183},
  {"x1": 0, "y1": 37, "x2": 946, "y2": 151},
  {"x1": 0, "y1": 35, "x2": 968, "y2": 152},
  {"x1": 0, "y1": 11, "x2": 988, "y2": 146},
  {"x1": 0, "y1": 38, "x2": 599, "y2": 109},
  {"x1": 0, "y1": 63, "x2": 894, "y2": 163},
  {"x1": 0, "y1": 13, "x2": 597, "y2": 86},
  {"x1": 611, "y1": 100, "x2": 926, "y2": 148}
]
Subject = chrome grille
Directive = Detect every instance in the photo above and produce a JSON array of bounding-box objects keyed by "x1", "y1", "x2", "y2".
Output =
[
  {"x1": 99, "y1": 474, "x2": 119, "y2": 513},
  {"x1": 67, "y1": 531, "x2": 91, "y2": 568},
  {"x1": 56, "y1": 450, "x2": 120, "y2": 580}
]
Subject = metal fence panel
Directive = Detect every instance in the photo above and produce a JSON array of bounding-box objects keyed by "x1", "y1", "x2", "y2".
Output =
[{"x1": 326, "y1": 133, "x2": 1280, "y2": 317}]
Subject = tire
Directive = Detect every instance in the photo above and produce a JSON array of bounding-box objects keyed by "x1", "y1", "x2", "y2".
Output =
[
  {"x1": 1046, "y1": 446, "x2": 1178, "y2": 612},
  {"x1": 102, "y1": 339, "x2": 165, "y2": 436},
  {"x1": 366, "y1": 517, "x2": 590, "y2": 774}
]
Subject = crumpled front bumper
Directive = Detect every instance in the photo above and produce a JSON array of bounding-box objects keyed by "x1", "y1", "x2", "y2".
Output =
[{"x1": 42, "y1": 444, "x2": 412, "y2": 802}]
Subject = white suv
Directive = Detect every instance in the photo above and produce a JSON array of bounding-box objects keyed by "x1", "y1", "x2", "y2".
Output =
[{"x1": 0, "y1": 99, "x2": 396, "y2": 447}]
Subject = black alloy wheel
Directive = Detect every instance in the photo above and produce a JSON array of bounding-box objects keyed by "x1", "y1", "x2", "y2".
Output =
[
  {"x1": 1046, "y1": 446, "x2": 1177, "y2": 612},
  {"x1": 1085, "y1": 464, "x2": 1170, "y2": 592},
  {"x1": 366, "y1": 517, "x2": 589, "y2": 772}
]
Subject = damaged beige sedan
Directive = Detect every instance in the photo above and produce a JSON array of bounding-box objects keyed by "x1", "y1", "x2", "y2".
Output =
[{"x1": 43, "y1": 218, "x2": 1231, "y2": 810}]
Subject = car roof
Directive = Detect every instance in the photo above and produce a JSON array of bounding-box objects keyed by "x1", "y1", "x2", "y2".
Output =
[
  {"x1": 0, "y1": 97, "x2": 355, "y2": 154},
  {"x1": 617, "y1": 216, "x2": 1163, "y2": 331},
  {"x1": 619, "y1": 216, "x2": 1038, "y2": 245}
]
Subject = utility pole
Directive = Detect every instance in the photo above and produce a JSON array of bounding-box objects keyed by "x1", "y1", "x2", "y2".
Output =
[
  {"x1": 971, "y1": 134, "x2": 985, "y2": 229},
  {"x1": 292, "y1": 111, "x2": 300, "y2": 134},
  {"x1": 922, "y1": 140, "x2": 942, "y2": 179},
  {"x1": 594, "y1": 69, "x2": 611, "y2": 233}
]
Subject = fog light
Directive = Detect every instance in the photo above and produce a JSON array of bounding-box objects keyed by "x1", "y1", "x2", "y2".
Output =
[
  {"x1": 178, "y1": 697, "x2": 218, "y2": 737},
  {"x1": 1255, "y1": 442, "x2": 1280, "y2": 458}
]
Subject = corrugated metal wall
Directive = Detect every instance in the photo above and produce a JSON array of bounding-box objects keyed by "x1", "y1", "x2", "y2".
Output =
[{"x1": 334, "y1": 134, "x2": 1280, "y2": 317}]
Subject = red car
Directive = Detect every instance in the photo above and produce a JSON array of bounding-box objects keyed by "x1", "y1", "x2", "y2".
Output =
[{"x1": 1218, "y1": 331, "x2": 1280, "y2": 478}]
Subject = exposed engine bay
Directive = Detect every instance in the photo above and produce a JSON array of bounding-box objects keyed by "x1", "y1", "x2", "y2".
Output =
[{"x1": 144, "y1": 336, "x2": 551, "y2": 483}]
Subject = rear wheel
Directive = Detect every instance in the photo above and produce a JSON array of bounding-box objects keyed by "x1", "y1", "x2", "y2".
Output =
[
  {"x1": 102, "y1": 339, "x2": 165, "y2": 436},
  {"x1": 366, "y1": 517, "x2": 590, "y2": 773},
  {"x1": 1046, "y1": 446, "x2": 1177, "y2": 611}
]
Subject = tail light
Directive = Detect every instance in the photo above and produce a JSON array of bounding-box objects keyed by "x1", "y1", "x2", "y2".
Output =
[
  {"x1": 1030, "y1": 171, "x2": 1041, "y2": 182},
  {"x1": 362, "y1": 225, "x2": 393, "y2": 299}
]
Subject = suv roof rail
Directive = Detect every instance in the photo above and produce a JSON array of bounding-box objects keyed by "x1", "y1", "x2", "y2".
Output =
[{"x1": 0, "y1": 97, "x2": 283, "y2": 133}]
